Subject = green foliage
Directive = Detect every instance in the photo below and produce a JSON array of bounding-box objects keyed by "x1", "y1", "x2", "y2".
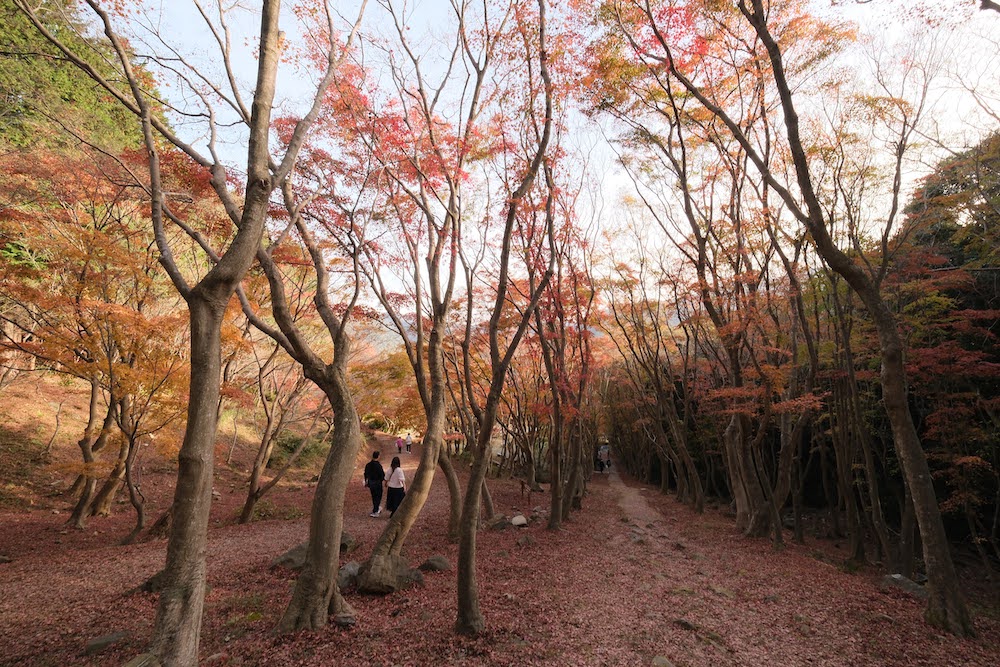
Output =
[
  {"x1": 0, "y1": 0, "x2": 138, "y2": 149},
  {"x1": 266, "y1": 432, "x2": 328, "y2": 471},
  {"x1": 0, "y1": 241, "x2": 46, "y2": 270},
  {"x1": 904, "y1": 132, "x2": 1000, "y2": 287},
  {"x1": 249, "y1": 499, "x2": 305, "y2": 522},
  {"x1": 362, "y1": 411, "x2": 392, "y2": 432}
]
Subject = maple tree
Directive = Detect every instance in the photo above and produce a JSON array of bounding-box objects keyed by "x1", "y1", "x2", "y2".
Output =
[
  {"x1": 2, "y1": 0, "x2": 999, "y2": 658},
  {"x1": 344, "y1": 0, "x2": 492, "y2": 577},
  {"x1": 588, "y1": 0, "x2": 974, "y2": 633},
  {"x1": 448, "y1": 0, "x2": 560, "y2": 634},
  {"x1": 0, "y1": 148, "x2": 189, "y2": 536},
  {"x1": 529, "y1": 215, "x2": 599, "y2": 526},
  {"x1": 13, "y1": 0, "x2": 371, "y2": 660}
]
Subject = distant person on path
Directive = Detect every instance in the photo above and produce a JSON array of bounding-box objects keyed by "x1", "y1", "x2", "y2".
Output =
[
  {"x1": 364, "y1": 451, "x2": 385, "y2": 517},
  {"x1": 599, "y1": 446, "x2": 611, "y2": 473},
  {"x1": 396, "y1": 436, "x2": 404, "y2": 454},
  {"x1": 405, "y1": 432, "x2": 412, "y2": 453},
  {"x1": 385, "y1": 456, "x2": 406, "y2": 517}
]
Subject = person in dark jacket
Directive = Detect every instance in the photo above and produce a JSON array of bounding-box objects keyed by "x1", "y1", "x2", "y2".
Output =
[{"x1": 364, "y1": 451, "x2": 385, "y2": 516}]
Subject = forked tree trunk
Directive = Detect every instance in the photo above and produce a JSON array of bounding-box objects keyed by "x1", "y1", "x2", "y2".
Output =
[
  {"x1": 89, "y1": 438, "x2": 128, "y2": 517},
  {"x1": 70, "y1": 391, "x2": 116, "y2": 529},
  {"x1": 147, "y1": 1, "x2": 283, "y2": 658}
]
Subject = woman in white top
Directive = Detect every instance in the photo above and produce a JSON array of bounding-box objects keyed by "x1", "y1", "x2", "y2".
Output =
[{"x1": 385, "y1": 456, "x2": 406, "y2": 517}]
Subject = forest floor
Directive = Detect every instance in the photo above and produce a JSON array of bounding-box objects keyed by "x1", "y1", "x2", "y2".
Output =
[{"x1": 1, "y1": 380, "x2": 999, "y2": 666}]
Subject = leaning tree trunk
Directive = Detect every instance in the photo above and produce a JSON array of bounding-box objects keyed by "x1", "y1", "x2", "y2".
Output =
[
  {"x1": 870, "y1": 303, "x2": 973, "y2": 634},
  {"x1": 356, "y1": 357, "x2": 447, "y2": 592},
  {"x1": 238, "y1": 416, "x2": 278, "y2": 524},
  {"x1": 278, "y1": 370, "x2": 363, "y2": 631},
  {"x1": 356, "y1": 410, "x2": 444, "y2": 592},
  {"x1": 738, "y1": 0, "x2": 973, "y2": 634}
]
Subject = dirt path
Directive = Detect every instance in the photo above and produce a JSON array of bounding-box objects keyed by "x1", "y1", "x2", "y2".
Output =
[
  {"x1": 1, "y1": 452, "x2": 998, "y2": 666},
  {"x1": 608, "y1": 465, "x2": 666, "y2": 526}
]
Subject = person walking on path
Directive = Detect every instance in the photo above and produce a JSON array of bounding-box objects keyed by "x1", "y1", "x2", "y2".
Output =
[
  {"x1": 385, "y1": 456, "x2": 406, "y2": 517},
  {"x1": 599, "y1": 445, "x2": 611, "y2": 473},
  {"x1": 396, "y1": 436, "x2": 404, "y2": 454},
  {"x1": 364, "y1": 451, "x2": 386, "y2": 517},
  {"x1": 405, "y1": 432, "x2": 412, "y2": 453}
]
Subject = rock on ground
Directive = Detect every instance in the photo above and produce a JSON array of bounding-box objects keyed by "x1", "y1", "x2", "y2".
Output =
[{"x1": 418, "y1": 554, "x2": 452, "y2": 572}]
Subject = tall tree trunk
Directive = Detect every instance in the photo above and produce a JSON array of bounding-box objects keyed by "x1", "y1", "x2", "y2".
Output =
[
  {"x1": 150, "y1": 298, "x2": 225, "y2": 664},
  {"x1": 455, "y1": 428, "x2": 493, "y2": 635},
  {"x1": 438, "y1": 447, "x2": 462, "y2": 542},
  {"x1": 278, "y1": 371, "x2": 362, "y2": 631},
  {"x1": 874, "y1": 312, "x2": 972, "y2": 633},
  {"x1": 736, "y1": 0, "x2": 973, "y2": 634}
]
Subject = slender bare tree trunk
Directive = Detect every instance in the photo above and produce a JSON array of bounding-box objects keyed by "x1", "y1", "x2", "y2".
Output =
[
  {"x1": 121, "y1": 402, "x2": 145, "y2": 546},
  {"x1": 455, "y1": 421, "x2": 495, "y2": 635},
  {"x1": 438, "y1": 447, "x2": 462, "y2": 542}
]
